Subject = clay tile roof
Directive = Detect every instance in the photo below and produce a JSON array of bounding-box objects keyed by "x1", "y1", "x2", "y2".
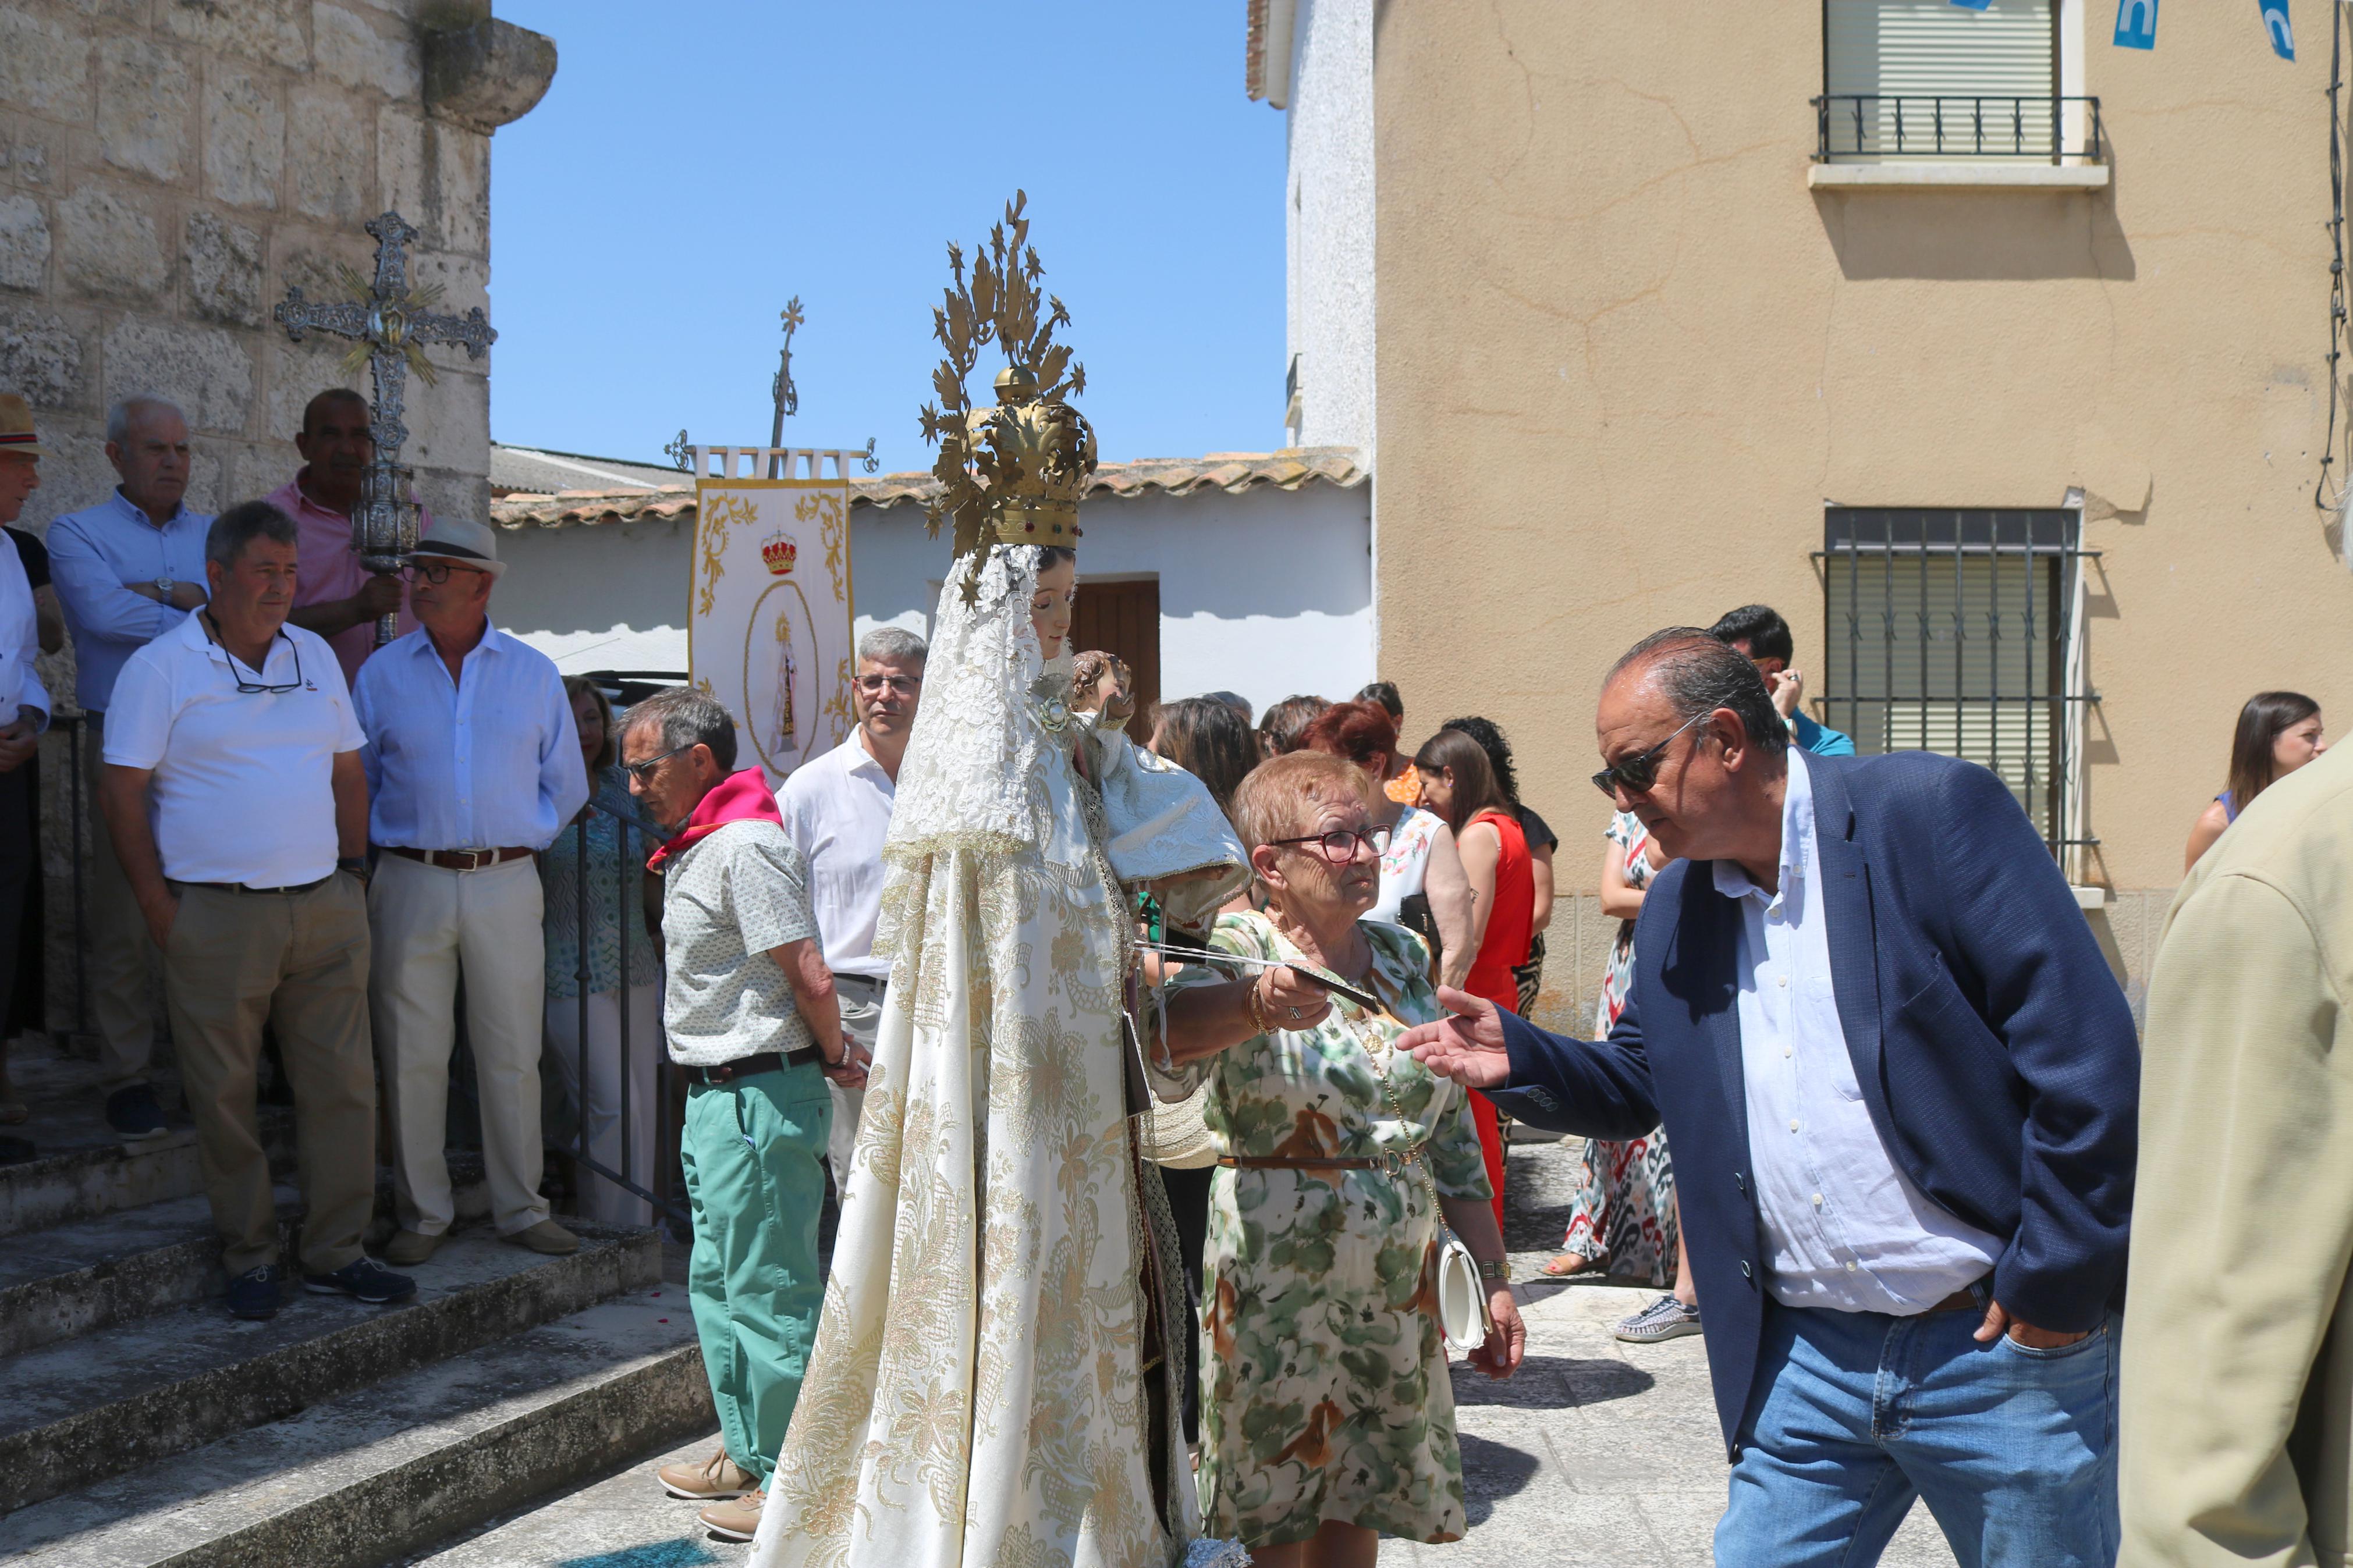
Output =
[{"x1": 488, "y1": 447, "x2": 1365, "y2": 532}]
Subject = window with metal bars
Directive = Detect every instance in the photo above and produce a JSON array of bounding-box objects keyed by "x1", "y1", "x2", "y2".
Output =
[{"x1": 1817, "y1": 509, "x2": 2095, "y2": 863}]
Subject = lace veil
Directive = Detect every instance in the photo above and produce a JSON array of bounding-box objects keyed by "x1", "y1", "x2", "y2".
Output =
[{"x1": 882, "y1": 543, "x2": 1063, "y2": 865}]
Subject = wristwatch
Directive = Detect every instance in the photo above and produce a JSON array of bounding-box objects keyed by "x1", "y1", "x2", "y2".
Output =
[
  {"x1": 154, "y1": 577, "x2": 172, "y2": 598},
  {"x1": 1477, "y1": 1258, "x2": 1508, "y2": 1283}
]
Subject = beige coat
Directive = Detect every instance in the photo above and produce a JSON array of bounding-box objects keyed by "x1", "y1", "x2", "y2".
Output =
[{"x1": 2122, "y1": 742, "x2": 2353, "y2": 1567}]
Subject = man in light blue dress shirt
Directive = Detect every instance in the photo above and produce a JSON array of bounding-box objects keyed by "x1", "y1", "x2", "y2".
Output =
[
  {"x1": 352, "y1": 515, "x2": 587, "y2": 1265},
  {"x1": 46, "y1": 395, "x2": 211, "y2": 1140}
]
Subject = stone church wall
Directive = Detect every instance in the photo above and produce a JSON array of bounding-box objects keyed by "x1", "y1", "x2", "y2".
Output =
[{"x1": 0, "y1": 0, "x2": 551, "y2": 1043}]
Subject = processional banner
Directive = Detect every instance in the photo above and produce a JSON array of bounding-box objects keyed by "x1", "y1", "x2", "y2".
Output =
[{"x1": 686, "y1": 451, "x2": 857, "y2": 790}]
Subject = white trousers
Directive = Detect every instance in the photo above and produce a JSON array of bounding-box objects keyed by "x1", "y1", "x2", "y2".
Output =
[
  {"x1": 369, "y1": 853, "x2": 549, "y2": 1236},
  {"x1": 829, "y1": 974, "x2": 886, "y2": 1183},
  {"x1": 544, "y1": 984, "x2": 662, "y2": 1228}
]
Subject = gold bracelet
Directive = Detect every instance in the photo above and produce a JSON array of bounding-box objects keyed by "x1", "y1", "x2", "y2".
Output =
[{"x1": 1243, "y1": 973, "x2": 1272, "y2": 1036}]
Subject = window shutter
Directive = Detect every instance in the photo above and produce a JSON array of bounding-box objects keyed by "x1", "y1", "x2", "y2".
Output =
[{"x1": 1823, "y1": 0, "x2": 2057, "y2": 158}]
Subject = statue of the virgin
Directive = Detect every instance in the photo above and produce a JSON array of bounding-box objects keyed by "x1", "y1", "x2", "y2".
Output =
[{"x1": 753, "y1": 197, "x2": 1250, "y2": 1568}]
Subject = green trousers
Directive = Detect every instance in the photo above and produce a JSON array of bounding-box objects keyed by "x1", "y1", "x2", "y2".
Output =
[{"x1": 680, "y1": 1067, "x2": 831, "y2": 1485}]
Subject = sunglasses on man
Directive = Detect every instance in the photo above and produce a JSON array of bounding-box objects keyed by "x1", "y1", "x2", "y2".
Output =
[{"x1": 1590, "y1": 711, "x2": 1709, "y2": 801}]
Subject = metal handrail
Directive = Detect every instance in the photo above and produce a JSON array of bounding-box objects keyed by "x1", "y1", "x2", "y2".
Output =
[
  {"x1": 566, "y1": 791, "x2": 687, "y2": 1229},
  {"x1": 1811, "y1": 93, "x2": 2104, "y2": 164}
]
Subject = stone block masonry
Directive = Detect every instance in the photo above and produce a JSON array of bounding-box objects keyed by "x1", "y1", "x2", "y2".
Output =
[{"x1": 0, "y1": 0, "x2": 552, "y2": 1046}]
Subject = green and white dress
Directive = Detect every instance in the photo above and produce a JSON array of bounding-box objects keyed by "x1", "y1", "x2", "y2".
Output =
[{"x1": 1163, "y1": 910, "x2": 1494, "y2": 1549}]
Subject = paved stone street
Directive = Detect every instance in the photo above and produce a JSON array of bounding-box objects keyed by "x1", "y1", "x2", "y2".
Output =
[
  {"x1": 1394, "y1": 1135, "x2": 1959, "y2": 1567},
  {"x1": 421, "y1": 1137, "x2": 1962, "y2": 1566}
]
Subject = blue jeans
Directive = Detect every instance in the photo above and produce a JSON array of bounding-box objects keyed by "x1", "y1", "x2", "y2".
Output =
[{"x1": 1715, "y1": 1297, "x2": 2120, "y2": 1568}]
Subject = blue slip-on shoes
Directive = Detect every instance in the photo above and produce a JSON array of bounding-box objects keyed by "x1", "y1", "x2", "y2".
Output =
[
  {"x1": 105, "y1": 1083, "x2": 169, "y2": 1142},
  {"x1": 225, "y1": 1263, "x2": 284, "y2": 1321},
  {"x1": 303, "y1": 1255, "x2": 417, "y2": 1306}
]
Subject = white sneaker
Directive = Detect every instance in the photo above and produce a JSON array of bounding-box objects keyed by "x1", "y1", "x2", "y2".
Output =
[{"x1": 1614, "y1": 1294, "x2": 1703, "y2": 1343}]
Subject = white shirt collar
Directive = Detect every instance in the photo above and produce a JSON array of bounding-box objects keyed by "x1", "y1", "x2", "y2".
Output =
[
  {"x1": 843, "y1": 728, "x2": 892, "y2": 780},
  {"x1": 109, "y1": 487, "x2": 191, "y2": 531},
  {"x1": 1713, "y1": 749, "x2": 1815, "y2": 913},
  {"x1": 400, "y1": 617, "x2": 505, "y2": 662}
]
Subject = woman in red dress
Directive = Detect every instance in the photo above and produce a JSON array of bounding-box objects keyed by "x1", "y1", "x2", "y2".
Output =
[{"x1": 1412, "y1": 727, "x2": 1533, "y2": 1232}]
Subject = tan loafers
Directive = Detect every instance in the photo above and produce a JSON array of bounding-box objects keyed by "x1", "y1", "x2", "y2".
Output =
[
  {"x1": 657, "y1": 1448, "x2": 756, "y2": 1501},
  {"x1": 700, "y1": 1488, "x2": 764, "y2": 1541},
  {"x1": 503, "y1": 1218, "x2": 579, "y2": 1256},
  {"x1": 380, "y1": 1228, "x2": 443, "y2": 1266}
]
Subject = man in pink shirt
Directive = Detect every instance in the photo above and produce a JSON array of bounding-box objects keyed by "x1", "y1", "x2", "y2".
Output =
[{"x1": 267, "y1": 388, "x2": 428, "y2": 691}]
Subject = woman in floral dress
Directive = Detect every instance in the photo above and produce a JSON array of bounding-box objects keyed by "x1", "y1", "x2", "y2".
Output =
[
  {"x1": 1159, "y1": 749, "x2": 1524, "y2": 1566},
  {"x1": 1544, "y1": 812, "x2": 1689, "y2": 1309}
]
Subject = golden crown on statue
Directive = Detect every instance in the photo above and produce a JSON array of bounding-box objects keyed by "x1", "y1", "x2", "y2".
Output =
[
  {"x1": 916, "y1": 190, "x2": 1098, "y2": 600},
  {"x1": 761, "y1": 529, "x2": 800, "y2": 577}
]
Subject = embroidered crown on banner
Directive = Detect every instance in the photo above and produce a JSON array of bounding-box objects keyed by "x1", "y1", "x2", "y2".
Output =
[{"x1": 760, "y1": 530, "x2": 800, "y2": 577}]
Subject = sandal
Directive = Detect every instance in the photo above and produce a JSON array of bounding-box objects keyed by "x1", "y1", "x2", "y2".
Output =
[{"x1": 1541, "y1": 1251, "x2": 1600, "y2": 1277}]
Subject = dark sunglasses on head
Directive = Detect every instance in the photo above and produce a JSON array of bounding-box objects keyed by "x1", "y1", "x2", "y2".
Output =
[{"x1": 1590, "y1": 710, "x2": 1709, "y2": 800}]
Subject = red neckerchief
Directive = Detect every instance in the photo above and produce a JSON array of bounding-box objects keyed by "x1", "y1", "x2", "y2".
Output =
[{"x1": 646, "y1": 768, "x2": 780, "y2": 871}]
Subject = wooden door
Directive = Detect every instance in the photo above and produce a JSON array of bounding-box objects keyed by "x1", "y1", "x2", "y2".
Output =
[{"x1": 1071, "y1": 575, "x2": 1160, "y2": 718}]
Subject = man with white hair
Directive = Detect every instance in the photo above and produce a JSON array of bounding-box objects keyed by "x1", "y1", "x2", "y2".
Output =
[
  {"x1": 47, "y1": 394, "x2": 211, "y2": 1141},
  {"x1": 776, "y1": 624, "x2": 925, "y2": 1184},
  {"x1": 353, "y1": 515, "x2": 587, "y2": 1265}
]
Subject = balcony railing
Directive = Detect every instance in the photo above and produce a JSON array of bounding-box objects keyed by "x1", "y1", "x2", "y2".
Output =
[{"x1": 1812, "y1": 94, "x2": 2103, "y2": 165}]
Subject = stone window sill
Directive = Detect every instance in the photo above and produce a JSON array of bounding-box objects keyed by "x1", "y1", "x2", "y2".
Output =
[{"x1": 1808, "y1": 163, "x2": 2110, "y2": 191}]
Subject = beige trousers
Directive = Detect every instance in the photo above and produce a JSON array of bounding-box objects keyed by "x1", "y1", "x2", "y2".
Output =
[
  {"x1": 83, "y1": 713, "x2": 158, "y2": 1087},
  {"x1": 164, "y1": 876, "x2": 376, "y2": 1276},
  {"x1": 369, "y1": 852, "x2": 549, "y2": 1237}
]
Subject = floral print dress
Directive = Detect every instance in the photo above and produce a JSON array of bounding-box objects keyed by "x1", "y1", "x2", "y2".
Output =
[
  {"x1": 1557, "y1": 811, "x2": 1680, "y2": 1285},
  {"x1": 1163, "y1": 911, "x2": 1493, "y2": 1548}
]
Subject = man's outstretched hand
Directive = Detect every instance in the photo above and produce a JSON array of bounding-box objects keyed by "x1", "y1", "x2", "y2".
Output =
[{"x1": 1397, "y1": 987, "x2": 1513, "y2": 1089}]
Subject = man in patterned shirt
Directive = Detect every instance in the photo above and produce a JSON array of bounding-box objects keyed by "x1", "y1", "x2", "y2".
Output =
[{"x1": 618, "y1": 687, "x2": 863, "y2": 1543}]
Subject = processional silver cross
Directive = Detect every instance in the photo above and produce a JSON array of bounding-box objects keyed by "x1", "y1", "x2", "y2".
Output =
[{"x1": 272, "y1": 210, "x2": 496, "y2": 646}]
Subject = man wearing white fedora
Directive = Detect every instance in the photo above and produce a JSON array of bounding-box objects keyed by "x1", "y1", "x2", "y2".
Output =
[{"x1": 353, "y1": 514, "x2": 588, "y2": 1263}]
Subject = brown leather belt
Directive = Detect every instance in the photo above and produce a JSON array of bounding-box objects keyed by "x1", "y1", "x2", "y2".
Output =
[
  {"x1": 682, "y1": 1048, "x2": 824, "y2": 1086},
  {"x1": 183, "y1": 874, "x2": 332, "y2": 896},
  {"x1": 1219, "y1": 1155, "x2": 1386, "y2": 1170},
  {"x1": 1928, "y1": 1282, "x2": 1988, "y2": 1314},
  {"x1": 385, "y1": 845, "x2": 534, "y2": 872}
]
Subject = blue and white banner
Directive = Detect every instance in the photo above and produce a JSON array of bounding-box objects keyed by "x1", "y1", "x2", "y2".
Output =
[
  {"x1": 2261, "y1": 0, "x2": 2295, "y2": 59},
  {"x1": 2114, "y1": 0, "x2": 2157, "y2": 49}
]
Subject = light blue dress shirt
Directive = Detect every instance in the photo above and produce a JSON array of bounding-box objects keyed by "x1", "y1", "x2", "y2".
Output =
[
  {"x1": 352, "y1": 621, "x2": 589, "y2": 852},
  {"x1": 1713, "y1": 749, "x2": 2000, "y2": 1314},
  {"x1": 46, "y1": 489, "x2": 214, "y2": 712}
]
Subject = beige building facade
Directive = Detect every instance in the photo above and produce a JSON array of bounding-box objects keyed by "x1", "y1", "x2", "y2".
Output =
[{"x1": 1254, "y1": 0, "x2": 2351, "y2": 1018}]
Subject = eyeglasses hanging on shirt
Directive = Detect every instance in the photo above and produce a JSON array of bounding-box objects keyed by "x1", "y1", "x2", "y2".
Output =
[{"x1": 201, "y1": 611, "x2": 304, "y2": 695}]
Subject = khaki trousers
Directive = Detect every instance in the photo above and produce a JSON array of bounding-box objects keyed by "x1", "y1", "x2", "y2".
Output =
[
  {"x1": 369, "y1": 852, "x2": 549, "y2": 1236},
  {"x1": 83, "y1": 713, "x2": 158, "y2": 1087},
  {"x1": 164, "y1": 876, "x2": 376, "y2": 1276}
]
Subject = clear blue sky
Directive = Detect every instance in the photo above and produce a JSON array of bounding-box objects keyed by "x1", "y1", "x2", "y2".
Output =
[{"x1": 488, "y1": 2, "x2": 1286, "y2": 475}]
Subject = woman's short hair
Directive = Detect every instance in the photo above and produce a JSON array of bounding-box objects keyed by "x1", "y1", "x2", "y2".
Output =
[
  {"x1": 1231, "y1": 751, "x2": 1375, "y2": 861},
  {"x1": 1257, "y1": 694, "x2": 1330, "y2": 758},
  {"x1": 1412, "y1": 727, "x2": 1509, "y2": 832},
  {"x1": 563, "y1": 675, "x2": 617, "y2": 771},
  {"x1": 1357, "y1": 680, "x2": 1403, "y2": 721},
  {"x1": 1151, "y1": 696, "x2": 1258, "y2": 826},
  {"x1": 1300, "y1": 698, "x2": 1399, "y2": 776},
  {"x1": 2228, "y1": 689, "x2": 2322, "y2": 814}
]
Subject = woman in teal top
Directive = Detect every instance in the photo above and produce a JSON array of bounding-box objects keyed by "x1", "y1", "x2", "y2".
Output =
[{"x1": 542, "y1": 677, "x2": 664, "y2": 1226}]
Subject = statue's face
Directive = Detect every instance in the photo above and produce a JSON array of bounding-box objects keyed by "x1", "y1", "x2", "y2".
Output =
[{"x1": 1029, "y1": 557, "x2": 1076, "y2": 659}]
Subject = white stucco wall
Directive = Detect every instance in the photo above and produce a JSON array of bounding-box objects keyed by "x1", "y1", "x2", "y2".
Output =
[
  {"x1": 851, "y1": 481, "x2": 1374, "y2": 716},
  {"x1": 1284, "y1": 0, "x2": 1375, "y2": 457},
  {"x1": 497, "y1": 478, "x2": 1375, "y2": 714}
]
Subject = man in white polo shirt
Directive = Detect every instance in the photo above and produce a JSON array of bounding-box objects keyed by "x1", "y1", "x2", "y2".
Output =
[
  {"x1": 354, "y1": 515, "x2": 587, "y2": 1265},
  {"x1": 776, "y1": 624, "x2": 923, "y2": 1185},
  {"x1": 100, "y1": 500, "x2": 410, "y2": 1322}
]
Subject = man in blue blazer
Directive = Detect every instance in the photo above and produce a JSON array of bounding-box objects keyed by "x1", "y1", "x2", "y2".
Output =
[{"x1": 1401, "y1": 630, "x2": 2138, "y2": 1568}]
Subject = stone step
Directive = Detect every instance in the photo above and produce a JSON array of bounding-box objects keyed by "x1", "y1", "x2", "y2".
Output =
[
  {"x1": 0, "y1": 1224, "x2": 659, "y2": 1514},
  {"x1": 0, "y1": 1189, "x2": 299, "y2": 1359},
  {"x1": 400, "y1": 1429, "x2": 725, "y2": 1566},
  {"x1": 0, "y1": 1287, "x2": 709, "y2": 1568}
]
